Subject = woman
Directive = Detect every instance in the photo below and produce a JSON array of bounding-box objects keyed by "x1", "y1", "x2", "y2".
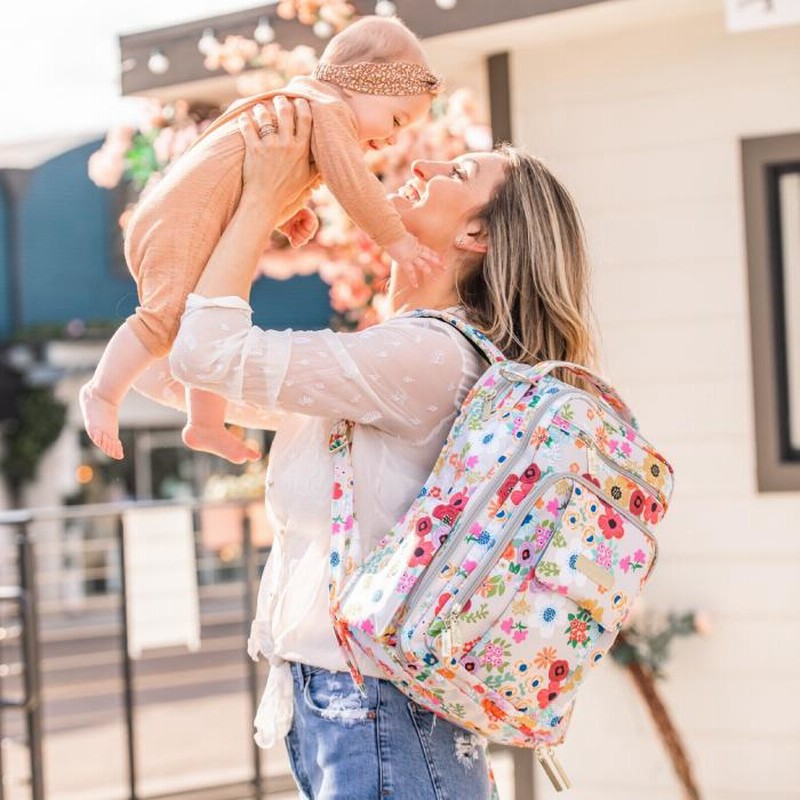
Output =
[{"x1": 137, "y1": 95, "x2": 595, "y2": 799}]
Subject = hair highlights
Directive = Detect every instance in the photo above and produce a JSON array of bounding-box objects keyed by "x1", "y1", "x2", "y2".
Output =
[{"x1": 456, "y1": 145, "x2": 597, "y2": 372}]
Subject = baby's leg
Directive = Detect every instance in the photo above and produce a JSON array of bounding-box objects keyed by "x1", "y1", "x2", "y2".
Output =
[
  {"x1": 183, "y1": 388, "x2": 261, "y2": 464},
  {"x1": 80, "y1": 321, "x2": 155, "y2": 459}
]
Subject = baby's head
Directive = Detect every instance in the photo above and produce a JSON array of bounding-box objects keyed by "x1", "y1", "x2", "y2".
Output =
[{"x1": 315, "y1": 16, "x2": 440, "y2": 151}]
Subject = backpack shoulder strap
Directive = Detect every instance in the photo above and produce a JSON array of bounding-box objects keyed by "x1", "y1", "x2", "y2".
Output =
[{"x1": 408, "y1": 309, "x2": 506, "y2": 365}]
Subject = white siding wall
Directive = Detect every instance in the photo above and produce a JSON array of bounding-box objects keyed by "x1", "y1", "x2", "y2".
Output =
[{"x1": 430, "y1": 1, "x2": 800, "y2": 797}]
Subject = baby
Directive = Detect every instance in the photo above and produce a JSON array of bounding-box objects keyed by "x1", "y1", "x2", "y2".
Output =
[{"x1": 80, "y1": 15, "x2": 442, "y2": 462}]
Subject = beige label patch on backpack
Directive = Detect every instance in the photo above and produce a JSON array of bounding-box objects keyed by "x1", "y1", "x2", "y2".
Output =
[{"x1": 576, "y1": 555, "x2": 614, "y2": 590}]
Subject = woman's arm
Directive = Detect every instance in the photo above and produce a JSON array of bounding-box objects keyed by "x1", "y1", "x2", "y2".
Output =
[{"x1": 194, "y1": 96, "x2": 315, "y2": 300}]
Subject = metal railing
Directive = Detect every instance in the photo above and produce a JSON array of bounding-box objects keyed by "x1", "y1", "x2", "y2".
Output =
[{"x1": 0, "y1": 498, "x2": 297, "y2": 800}]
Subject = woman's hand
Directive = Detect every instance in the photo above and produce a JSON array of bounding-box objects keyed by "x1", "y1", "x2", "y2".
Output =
[{"x1": 237, "y1": 96, "x2": 314, "y2": 213}]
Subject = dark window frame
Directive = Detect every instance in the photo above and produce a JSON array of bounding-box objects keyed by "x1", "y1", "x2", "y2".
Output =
[{"x1": 742, "y1": 133, "x2": 800, "y2": 491}]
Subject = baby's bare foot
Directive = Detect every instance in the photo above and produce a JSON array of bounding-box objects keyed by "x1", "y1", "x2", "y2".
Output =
[
  {"x1": 182, "y1": 423, "x2": 261, "y2": 464},
  {"x1": 79, "y1": 383, "x2": 124, "y2": 460}
]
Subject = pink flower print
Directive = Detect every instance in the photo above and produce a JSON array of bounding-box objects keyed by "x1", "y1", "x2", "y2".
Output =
[
  {"x1": 469, "y1": 522, "x2": 483, "y2": 536},
  {"x1": 360, "y1": 619, "x2": 375, "y2": 635},
  {"x1": 621, "y1": 442, "x2": 632, "y2": 457},
  {"x1": 546, "y1": 497, "x2": 561, "y2": 516},
  {"x1": 408, "y1": 540, "x2": 434, "y2": 568},
  {"x1": 466, "y1": 455, "x2": 480, "y2": 469},
  {"x1": 396, "y1": 571, "x2": 415, "y2": 593},
  {"x1": 344, "y1": 515, "x2": 354, "y2": 532},
  {"x1": 462, "y1": 559, "x2": 478, "y2": 574},
  {"x1": 625, "y1": 427, "x2": 636, "y2": 441},
  {"x1": 598, "y1": 506, "x2": 624, "y2": 540},
  {"x1": 633, "y1": 548, "x2": 646, "y2": 564},
  {"x1": 534, "y1": 526, "x2": 551, "y2": 550},
  {"x1": 619, "y1": 555, "x2": 631, "y2": 573},
  {"x1": 500, "y1": 617, "x2": 514, "y2": 634},
  {"x1": 415, "y1": 516, "x2": 433, "y2": 538},
  {"x1": 517, "y1": 541, "x2": 537, "y2": 566},
  {"x1": 512, "y1": 628, "x2": 528, "y2": 643},
  {"x1": 429, "y1": 486, "x2": 442, "y2": 499},
  {"x1": 595, "y1": 542, "x2": 613, "y2": 569},
  {"x1": 482, "y1": 642, "x2": 505, "y2": 667},
  {"x1": 608, "y1": 439, "x2": 619, "y2": 453}
]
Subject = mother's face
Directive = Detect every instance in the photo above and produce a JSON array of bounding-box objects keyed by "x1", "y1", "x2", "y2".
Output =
[{"x1": 389, "y1": 152, "x2": 508, "y2": 252}]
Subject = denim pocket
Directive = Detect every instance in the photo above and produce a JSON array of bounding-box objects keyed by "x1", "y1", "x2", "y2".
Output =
[{"x1": 302, "y1": 668, "x2": 377, "y2": 723}]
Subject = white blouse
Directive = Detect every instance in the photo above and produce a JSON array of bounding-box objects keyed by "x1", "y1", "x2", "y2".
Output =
[{"x1": 137, "y1": 293, "x2": 486, "y2": 745}]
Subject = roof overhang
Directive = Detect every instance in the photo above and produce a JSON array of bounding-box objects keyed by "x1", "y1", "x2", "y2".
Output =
[{"x1": 119, "y1": 0, "x2": 610, "y2": 99}]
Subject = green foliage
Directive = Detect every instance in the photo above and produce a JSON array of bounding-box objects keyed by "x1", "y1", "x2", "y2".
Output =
[
  {"x1": 2, "y1": 387, "x2": 67, "y2": 494},
  {"x1": 124, "y1": 132, "x2": 161, "y2": 190},
  {"x1": 611, "y1": 611, "x2": 699, "y2": 679}
]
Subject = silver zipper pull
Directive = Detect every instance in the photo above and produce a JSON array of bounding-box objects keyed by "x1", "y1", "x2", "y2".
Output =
[
  {"x1": 440, "y1": 626, "x2": 452, "y2": 659},
  {"x1": 481, "y1": 390, "x2": 497, "y2": 420},
  {"x1": 438, "y1": 603, "x2": 462, "y2": 660},
  {"x1": 535, "y1": 746, "x2": 571, "y2": 791}
]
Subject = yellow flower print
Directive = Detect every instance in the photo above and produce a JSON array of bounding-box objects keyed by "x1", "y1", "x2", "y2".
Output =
[
  {"x1": 643, "y1": 453, "x2": 666, "y2": 490},
  {"x1": 602, "y1": 475, "x2": 626, "y2": 504},
  {"x1": 511, "y1": 596, "x2": 531, "y2": 616},
  {"x1": 579, "y1": 598, "x2": 603, "y2": 623}
]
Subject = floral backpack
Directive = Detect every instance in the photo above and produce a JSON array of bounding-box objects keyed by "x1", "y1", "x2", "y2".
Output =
[{"x1": 326, "y1": 310, "x2": 674, "y2": 790}]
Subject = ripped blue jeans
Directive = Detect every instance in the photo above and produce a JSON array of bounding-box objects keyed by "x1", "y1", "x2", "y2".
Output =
[{"x1": 285, "y1": 662, "x2": 494, "y2": 800}]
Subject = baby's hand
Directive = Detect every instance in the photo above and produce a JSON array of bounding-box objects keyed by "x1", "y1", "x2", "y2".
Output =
[
  {"x1": 279, "y1": 207, "x2": 319, "y2": 248},
  {"x1": 385, "y1": 234, "x2": 443, "y2": 288}
]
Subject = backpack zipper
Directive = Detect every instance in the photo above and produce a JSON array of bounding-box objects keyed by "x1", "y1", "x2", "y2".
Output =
[
  {"x1": 436, "y1": 471, "x2": 572, "y2": 659},
  {"x1": 573, "y1": 428, "x2": 669, "y2": 510},
  {"x1": 535, "y1": 745, "x2": 572, "y2": 791},
  {"x1": 398, "y1": 386, "x2": 575, "y2": 651}
]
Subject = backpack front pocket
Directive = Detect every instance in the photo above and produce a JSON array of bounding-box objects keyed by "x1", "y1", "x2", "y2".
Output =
[{"x1": 533, "y1": 475, "x2": 657, "y2": 632}]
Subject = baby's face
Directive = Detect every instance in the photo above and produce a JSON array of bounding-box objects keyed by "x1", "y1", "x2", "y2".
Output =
[{"x1": 346, "y1": 92, "x2": 432, "y2": 152}]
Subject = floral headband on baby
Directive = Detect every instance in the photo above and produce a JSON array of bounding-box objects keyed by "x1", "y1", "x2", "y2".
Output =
[{"x1": 313, "y1": 61, "x2": 442, "y2": 96}]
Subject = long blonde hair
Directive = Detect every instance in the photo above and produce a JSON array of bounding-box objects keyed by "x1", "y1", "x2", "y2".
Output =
[{"x1": 456, "y1": 145, "x2": 597, "y2": 371}]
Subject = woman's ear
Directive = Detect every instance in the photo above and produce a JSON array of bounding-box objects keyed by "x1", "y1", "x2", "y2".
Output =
[{"x1": 454, "y1": 224, "x2": 488, "y2": 255}]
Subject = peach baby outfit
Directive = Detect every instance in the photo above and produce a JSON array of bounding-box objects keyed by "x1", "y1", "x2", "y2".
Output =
[{"x1": 123, "y1": 65, "x2": 437, "y2": 358}]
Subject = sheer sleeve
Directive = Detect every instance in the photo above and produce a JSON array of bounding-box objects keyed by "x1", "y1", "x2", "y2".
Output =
[
  {"x1": 169, "y1": 294, "x2": 479, "y2": 443},
  {"x1": 133, "y1": 355, "x2": 287, "y2": 432}
]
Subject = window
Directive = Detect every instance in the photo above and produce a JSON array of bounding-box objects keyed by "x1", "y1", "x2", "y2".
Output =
[{"x1": 742, "y1": 133, "x2": 800, "y2": 490}]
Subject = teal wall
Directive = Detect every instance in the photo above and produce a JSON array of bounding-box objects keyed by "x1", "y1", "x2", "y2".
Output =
[
  {"x1": 0, "y1": 185, "x2": 10, "y2": 339},
  {"x1": 1, "y1": 139, "x2": 332, "y2": 339}
]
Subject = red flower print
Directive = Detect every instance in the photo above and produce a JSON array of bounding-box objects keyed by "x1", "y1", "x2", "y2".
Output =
[
  {"x1": 582, "y1": 472, "x2": 601, "y2": 488},
  {"x1": 415, "y1": 516, "x2": 433, "y2": 538},
  {"x1": 450, "y1": 491, "x2": 468, "y2": 510},
  {"x1": 434, "y1": 592, "x2": 452, "y2": 616},
  {"x1": 598, "y1": 506, "x2": 624, "y2": 539},
  {"x1": 408, "y1": 539, "x2": 434, "y2": 568},
  {"x1": 629, "y1": 489, "x2": 646, "y2": 517},
  {"x1": 549, "y1": 659, "x2": 570, "y2": 683},
  {"x1": 497, "y1": 475, "x2": 518, "y2": 504},
  {"x1": 643, "y1": 498, "x2": 663, "y2": 524},
  {"x1": 567, "y1": 614, "x2": 589, "y2": 647},
  {"x1": 537, "y1": 682, "x2": 561, "y2": 709},
  {"x1": 521, "y1": 463, "x2": 541, "y2": 484},
  {"x1": 332, "y1": 482, "x2": 343, "y2": 500},
  {"x1": 432, "y1": 504, "x2": 458, "y2": 526}
]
